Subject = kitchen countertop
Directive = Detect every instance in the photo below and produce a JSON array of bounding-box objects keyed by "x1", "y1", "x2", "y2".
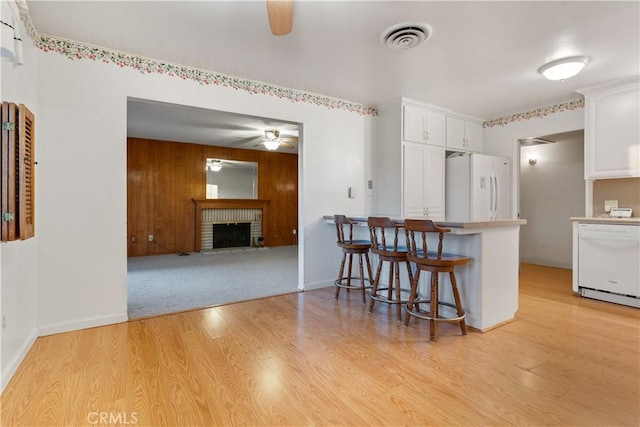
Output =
[
  {"x1": 570, "y1": 216, "x2": 640, "y2": 224},
  {"x1": 323, "y1": 215, "x2": 527, "y2": 229}
]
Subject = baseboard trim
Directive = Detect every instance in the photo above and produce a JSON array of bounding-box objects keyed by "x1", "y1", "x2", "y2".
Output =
[
  {"x1": 38, "y1": 312, "x2": 128, "y2": 337},
  {"x1": 303, "y1": 280, "x2": 333, "y2": 291},
  {"x1": 1, "y1": 330, "x2": 38, "y2": 393}
]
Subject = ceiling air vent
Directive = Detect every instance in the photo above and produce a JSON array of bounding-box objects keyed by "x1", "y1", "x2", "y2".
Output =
[{"x1": 381, "y1": 22, "x2": 432, "y2": 50}]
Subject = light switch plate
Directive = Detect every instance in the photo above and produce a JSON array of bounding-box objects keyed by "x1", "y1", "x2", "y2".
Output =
[{"x1": 604, "y1": 200, "x2": 618, "y2": 213}]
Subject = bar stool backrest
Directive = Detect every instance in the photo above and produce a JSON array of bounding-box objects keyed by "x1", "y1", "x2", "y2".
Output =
[
  {"x1": 334, "y1": 214, "x2": 356, "y2": 244},
  {"x1": 368, "y1": 216, "x2": 402, "y2": 254},
  {"x1": 404, "y1": 219, "x2": 451, "y2": 260}
]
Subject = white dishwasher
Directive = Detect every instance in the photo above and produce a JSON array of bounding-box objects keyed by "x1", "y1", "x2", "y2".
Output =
[{"x1": 576, "y1": 223, "x2": 640, "y2": 308}]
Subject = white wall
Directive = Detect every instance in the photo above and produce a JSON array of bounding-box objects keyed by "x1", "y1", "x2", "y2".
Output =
[
  {"x1": 520, "y1": 139, "x2": 585, "y2": 268},
  {"x1": 34, "y1": 51, "x2": 375, "y2": 332},
  {"x1": 0, "y1": 15, "x2": 39, "y2": 391}
]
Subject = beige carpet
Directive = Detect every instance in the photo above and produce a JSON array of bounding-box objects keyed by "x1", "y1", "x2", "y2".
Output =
[{"x1": 127, "y1": 245, "x2": 298, "y2": 318}]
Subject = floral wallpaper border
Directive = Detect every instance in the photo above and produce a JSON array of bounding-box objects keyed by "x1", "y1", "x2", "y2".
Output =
[
  {"x1": 16, "y1": 2, "x2": 378, "y2": 117},
  {"x1": 17, "y1": 1, "x2": 584, "y2": 126},
  {"x1": 482, "y1": 98, "x2": 584, "y2": 128}
]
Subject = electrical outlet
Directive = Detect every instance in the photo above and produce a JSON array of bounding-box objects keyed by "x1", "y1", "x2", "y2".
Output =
[
  {"x1": 131, "y1": 236, "x2": 136, "y2": 242},
  {"x1": 604, "y1": 200, "x2": 618, "y2": 213},
  {"x1": 148, "y1": 234, "x2": 154, "y2": 242},
  {"x1": 2, "y1": 316, "x2": 6, "y2": 329},
  {"x1": 292, "y1": 229, "x2": 297, "y2": 235}
]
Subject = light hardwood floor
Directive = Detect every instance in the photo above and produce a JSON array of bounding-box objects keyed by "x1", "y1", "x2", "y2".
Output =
[{"x1": 2, "y1": 264, "x2": 639, "y2": 426}]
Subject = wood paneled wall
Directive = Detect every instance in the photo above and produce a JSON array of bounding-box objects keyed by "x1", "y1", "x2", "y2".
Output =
[{"x1": 127, "y1": 138, "x2": 298, "y2": 257}]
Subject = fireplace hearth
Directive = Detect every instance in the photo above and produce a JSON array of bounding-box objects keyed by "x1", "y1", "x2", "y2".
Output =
[{"x1": 212, "y1": 222, "x2": 251, "y2": 249}]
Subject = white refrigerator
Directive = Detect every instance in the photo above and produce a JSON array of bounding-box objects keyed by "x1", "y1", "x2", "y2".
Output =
[{"x1": 445, "y1": 153, "x2": 511, "y2": 221}]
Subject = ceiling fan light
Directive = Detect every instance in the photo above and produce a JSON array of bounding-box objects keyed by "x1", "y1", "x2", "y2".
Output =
[
  {"x1": 265, "y1": 130, "x2": 279, "y2": 140},
  {"x1": 263, "y1": 139, "x2": 281, "y2": 151},
  {"x1": 207, "y1": 159, "x2": 222, "y2": 172},
  {"x1": 538, "y1": 56, "x2": 590, "y2": 81}
]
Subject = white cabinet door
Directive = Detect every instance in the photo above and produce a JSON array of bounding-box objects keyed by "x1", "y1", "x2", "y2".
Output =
[
  {"x1": 590, "y1": 86, "x2": 640, "y2": 178},
  {"x1": 402, "y1": 143, "x2": 445, "y2": 219},
  {"x1": 446, "y1": 116, "x2": 483, "y2": 152},
  {"x1": 465, "y1": 121, "x2": 483, "y2": 153},
  {"x1": 446, "y1": 116, "x2": 466, "y2": 151},
  {"x1": 403, "y1": 104, "x2": 445, "y2": 147},
  {"x1": 581, "y1": 79, "x2": 640, "y2": 179},
  {"x1": 403, "y1": 104, "x2": 427, "y2": 144},
  {"x1": 403, "y1": 143, "x2": 427, "y2": 216},
  {"x1": 424, "y1": 145, "x2": 445, "y2": 220},
  {"x1": 425, "y1": 110, "x2": 446, "y2": 147}
]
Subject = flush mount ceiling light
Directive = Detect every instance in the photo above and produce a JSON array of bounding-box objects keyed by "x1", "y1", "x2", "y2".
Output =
[
  {"x1": 381, "y1": 22, "x2": 432, "y2": 50},
  {"x1": 538, "y1": 56, "x2": 590, "y2": 81}
]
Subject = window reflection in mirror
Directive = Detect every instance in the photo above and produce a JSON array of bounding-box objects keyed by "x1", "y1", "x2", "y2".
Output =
[{"x1": 206, "y1": 159, "x2": 258, "y2": 199}]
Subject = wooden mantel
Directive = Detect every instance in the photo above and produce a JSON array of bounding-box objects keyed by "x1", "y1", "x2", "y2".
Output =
[{"x1": 192, "y1": 199, "x2": 271, "y2": 252}]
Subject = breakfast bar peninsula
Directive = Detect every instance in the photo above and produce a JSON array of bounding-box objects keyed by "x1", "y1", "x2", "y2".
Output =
[{"x1": 324, "y1": 216, "x2": 527, "y2": 331}]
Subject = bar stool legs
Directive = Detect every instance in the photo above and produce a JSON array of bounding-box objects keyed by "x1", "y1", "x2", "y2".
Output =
[
  {"x1": 449, "y1": 271, "x2": 468, "y2": 336},
  {"x1": 369, "y1": 259, "x2": 413, "y2": 322},
  {"x1": 335, "y1": 250, "x2": 373, "y2": 303},
  {"x1": 333, "y1": 215, "x2": 373, "y2": 304},
  {"x1": 405, "y1": 267, "x2": 468, "y2": 341}
]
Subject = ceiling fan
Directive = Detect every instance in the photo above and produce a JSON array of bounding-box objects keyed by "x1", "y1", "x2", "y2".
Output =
[
  {"x1": 258, "y1": 130, "x2": 297, "y2": 151},
  {"x1": 266, "y1": 0, "x2": 294, "y2": 36}
]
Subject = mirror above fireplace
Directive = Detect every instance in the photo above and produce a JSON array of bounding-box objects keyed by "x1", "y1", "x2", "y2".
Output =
[{"x1": 206, "y1": 159, "x2": 258, "y2": 199}]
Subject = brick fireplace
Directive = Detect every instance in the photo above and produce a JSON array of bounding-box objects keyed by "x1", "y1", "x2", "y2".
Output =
[{"x1": 192, "y1": 199, "x2": 270, "y2": 252}]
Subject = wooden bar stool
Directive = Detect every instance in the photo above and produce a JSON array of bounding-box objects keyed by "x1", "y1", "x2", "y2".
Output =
[
  {"x1": 404, "y1": 219, "x2": 470, "y2": 341},
  {"x1": 334, "y1": 215, "x2": 373, "y2": 303},
  {"x1": 367, "y1": 217, "x2": 414, "y2": 322}
]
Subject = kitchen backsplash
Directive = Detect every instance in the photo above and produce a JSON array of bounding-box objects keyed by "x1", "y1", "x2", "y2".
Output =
[{"x1": 593, "y1": 177, "x2": 640, "y2": 217}]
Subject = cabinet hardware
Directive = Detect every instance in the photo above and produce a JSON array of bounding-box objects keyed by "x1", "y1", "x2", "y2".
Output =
[
  {"x1": 2, "y1": 212, "x2": 15, "y2": 222},
  {"x1": 2, "y1": 121, "x2": 15, "y2": 131}
]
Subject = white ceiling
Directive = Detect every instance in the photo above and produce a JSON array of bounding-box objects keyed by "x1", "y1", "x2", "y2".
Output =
[
  {"x1": 127, "y1": 98, "x2": 300, "y2": 152},
  {"x1": 26, "y1": 1, "x2": 640, "y2": 150}
]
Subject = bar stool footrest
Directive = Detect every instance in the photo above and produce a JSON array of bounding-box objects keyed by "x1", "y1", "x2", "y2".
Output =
[
  {"x1": 405, "y1": 301, "x2": 467, "y2": 323},
  {"x1": 368, "y1": 288, "x2": 412, "y2": 304},
  {"x1": 334, "y1": 277, "x2": 372, "y2": 290}
]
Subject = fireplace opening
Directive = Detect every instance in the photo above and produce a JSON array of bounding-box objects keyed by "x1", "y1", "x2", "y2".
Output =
[{"x1": 212, "y1": 222, "x2": 251, "y2": 249}]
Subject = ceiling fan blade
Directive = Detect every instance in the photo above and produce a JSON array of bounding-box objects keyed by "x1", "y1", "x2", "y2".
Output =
[
  {"x1": 266, "y1": 0, "x2": 293, "y2": 36},
  {"x1": 280, "y1": 141, "x2": 296, "y2": 149}
]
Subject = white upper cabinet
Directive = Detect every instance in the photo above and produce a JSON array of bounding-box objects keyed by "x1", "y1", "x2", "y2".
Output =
[
  {"x1": 403, "y1": 104, "x2": 445, "y2": 147},
  {"x1": 578, "y1": 78, "x2": 640, "y2": 179},
  {"x1": 446, "y1": 116, "x2": 483, "y2": 153}
]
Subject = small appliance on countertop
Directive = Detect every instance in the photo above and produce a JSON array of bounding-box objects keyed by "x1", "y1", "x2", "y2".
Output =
[{"x1": 610, "y1": 208, "x2": 633, "y2": 218}]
